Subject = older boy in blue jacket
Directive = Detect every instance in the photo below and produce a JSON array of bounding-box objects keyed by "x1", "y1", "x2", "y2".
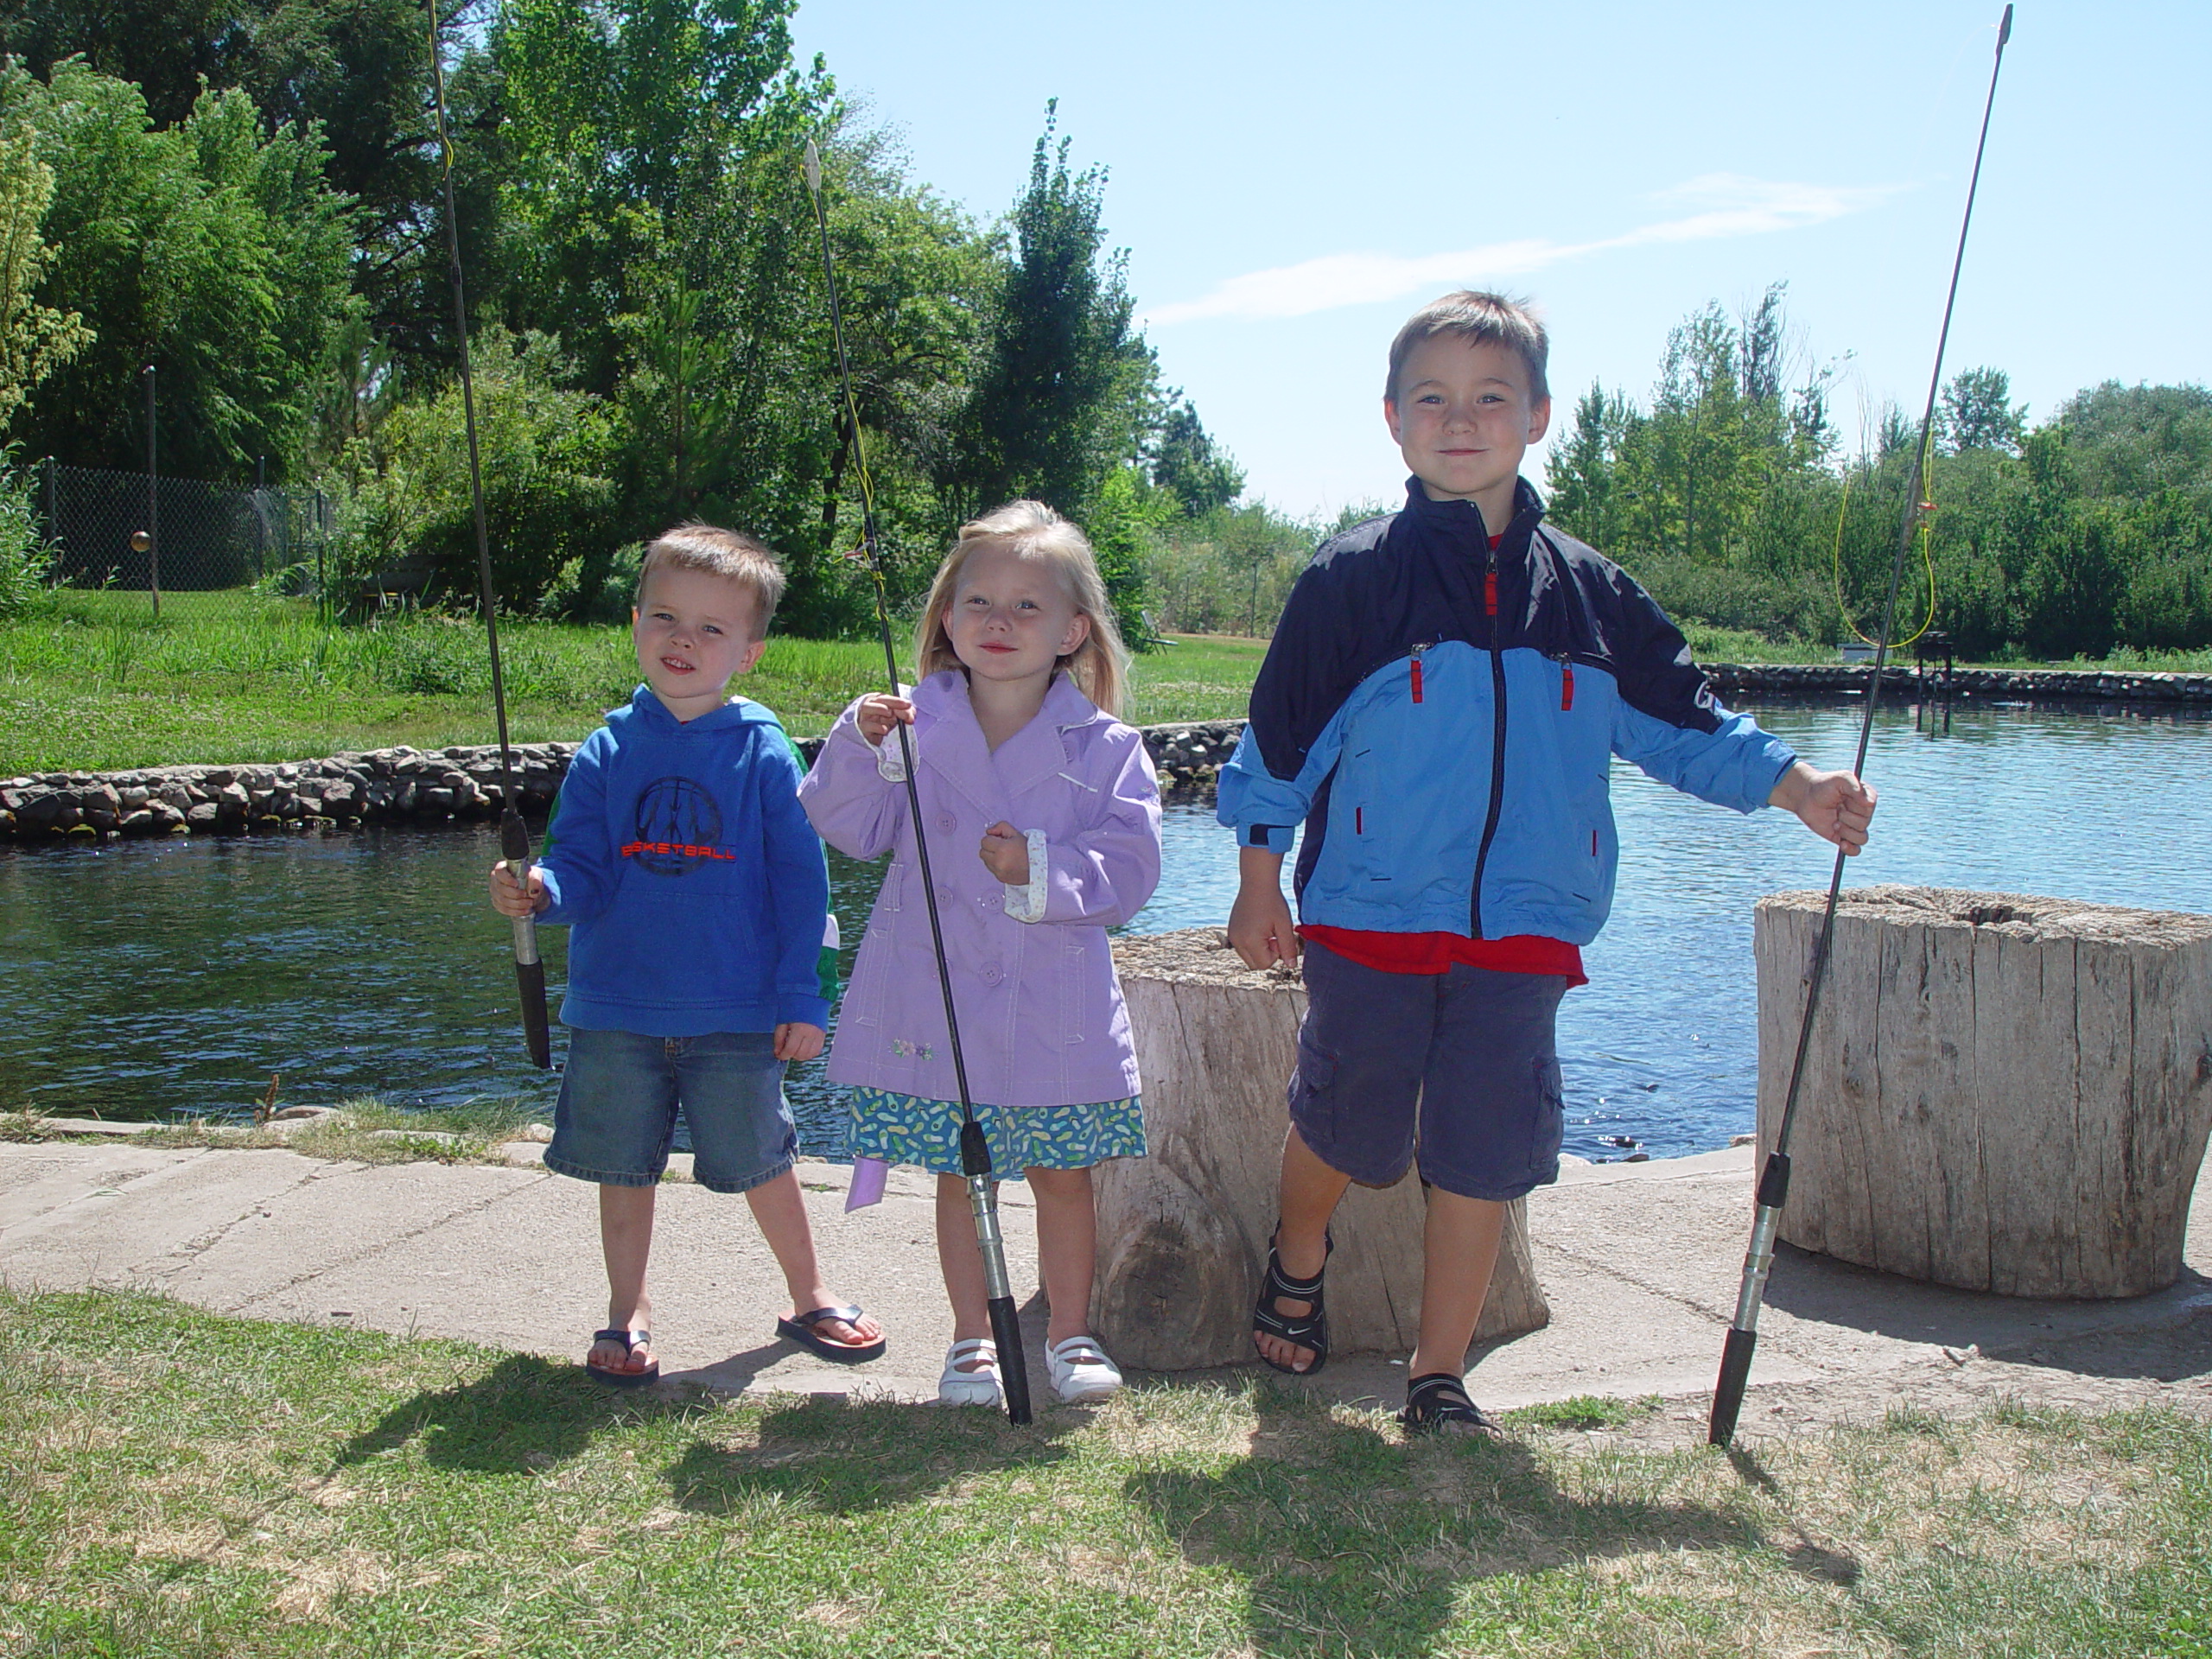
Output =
[{"x1": 1219, "y1": 292, "x2": 1876, "y2": 1433}]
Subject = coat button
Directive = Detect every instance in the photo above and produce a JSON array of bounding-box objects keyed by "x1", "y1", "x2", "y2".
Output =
[
  {"x1": 978, "y1": 960, "x2": 1003, "y2": 984},
  {"x1": 936, "y1": 812, "x2": 957, "y2": 833}
]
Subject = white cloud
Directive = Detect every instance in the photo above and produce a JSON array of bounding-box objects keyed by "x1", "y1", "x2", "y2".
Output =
[{"x1": 1143, "y1": 174, "x2": 1904, "y2": 327}]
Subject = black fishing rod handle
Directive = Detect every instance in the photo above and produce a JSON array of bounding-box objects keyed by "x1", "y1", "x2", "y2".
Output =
[
  {"x1": 1707, "y1": 1326, "x2": 1757, "y2": 1446},
  {"x1": 988, "y1": 1295, "x2": 1033, "y2": 1425},
  {"x1": 515, "y1": 954, "x2": 551, "y2": 1070}
]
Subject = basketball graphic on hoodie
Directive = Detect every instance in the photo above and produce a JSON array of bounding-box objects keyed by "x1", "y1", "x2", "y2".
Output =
[{"x1": 630, "y1": 776, "x2": 725, "y2": 874}]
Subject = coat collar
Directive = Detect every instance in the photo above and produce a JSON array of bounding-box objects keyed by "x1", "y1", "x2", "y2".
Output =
[
  {"x1": 911, "y1": 670, "x2": 1107, "y2": 815},
  {"x1": 1400, "y1": 474, "x2": 1548, "y2": 550}
]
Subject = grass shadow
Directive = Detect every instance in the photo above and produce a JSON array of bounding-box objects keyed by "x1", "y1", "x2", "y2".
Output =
[
  {"x1": 335, "y1": 1351, "x2": 702, "y2": 1474},
  {"x1": 665, "y1": 1392, "x2": 1082, "y2": 1518},
  {"x1": 1124, "y1": 1383, "x2": 1835, "y2": 1658}
]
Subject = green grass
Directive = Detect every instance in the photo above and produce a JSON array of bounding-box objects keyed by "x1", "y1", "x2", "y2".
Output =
[
  {"x1": 0, "y1": 594, "x2": 1269, "y2": 772},
  {"x1": 3, "y1": 592, "x2": 2203, "y2": 775},
  {"x1": 6, "y1": 1287, "x2": 2209, "y2": 1657}
]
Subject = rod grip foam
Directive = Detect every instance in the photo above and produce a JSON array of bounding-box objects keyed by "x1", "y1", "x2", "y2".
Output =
[
  {"x1": 1708, "y1": 1325, "x2": 1758, "y2": 1446},
  {"x1": 988, "y1": 1295, "x2": 1032, "y2": 1425},
  {"x1": 515, "y1": 956, "x2": 550, "y2": 1070}
]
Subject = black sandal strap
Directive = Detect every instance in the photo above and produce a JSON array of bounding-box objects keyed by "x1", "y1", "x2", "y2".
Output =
[
  {"x1": 1253, "y1": 1230, "x2": 1332, "y2": 1374},
  {"x1": 1402, "y1": 1371, "x2": 1498, "y2": 1434}
]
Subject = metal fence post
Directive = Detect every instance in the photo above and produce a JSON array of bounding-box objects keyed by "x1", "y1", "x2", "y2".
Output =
[{"x1": 143, "y1": 365, "x2": 159, "y2": 619}]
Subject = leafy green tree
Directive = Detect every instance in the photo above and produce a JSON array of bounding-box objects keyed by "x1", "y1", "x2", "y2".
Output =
[
  {"x1": 946, "y1": 105, "x2": 1156, "y2": 527},
  {"x1": 0, "y1": 0, "x2": 473, "y2": 366},
  {"x1": 492, "y1": 0, "x2": 798, "y2": 394},
  {"x1": 0, "y1": 118, "x2": 88, "y2": 432},
  {"x1": 1149, "y1": 397, "x2": 1243, "y2": 518},
  {"x1": 1544, "y1": 382, "x2": 1634, "y2": 550},
  {"x1": 1940, "y1": 365, "x2": 2025, "y2": 454},
  {"x1": 2, "y1": 60, "x2": 359, "y2": 478}
]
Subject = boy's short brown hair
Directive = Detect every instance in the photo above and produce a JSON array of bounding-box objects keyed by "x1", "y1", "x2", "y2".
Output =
[
  {"x1": 1386, "y1": 290, "x2": 1550, "y2": 404},
  {"x1": 635, "y1": 524, "x2": 785, "y2": 638}
]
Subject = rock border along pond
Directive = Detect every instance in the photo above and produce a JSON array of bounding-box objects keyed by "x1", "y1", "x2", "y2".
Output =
[
  {"x1": 3, "y1": 663, "x2": 2207, "y2": 842},
  {"x1": 0, "y1": 721, "x2": 1249, "y2": 841}
]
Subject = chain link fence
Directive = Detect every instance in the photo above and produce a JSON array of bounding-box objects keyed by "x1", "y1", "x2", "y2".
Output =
[{"x1": 37, "y1": 460, "x2": 335, "y2": 598}]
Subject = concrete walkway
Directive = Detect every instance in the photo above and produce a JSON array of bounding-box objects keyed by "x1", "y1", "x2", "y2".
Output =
[{"x1": 6, "y1": 1137, "x2": 2209, "y2": 1427}]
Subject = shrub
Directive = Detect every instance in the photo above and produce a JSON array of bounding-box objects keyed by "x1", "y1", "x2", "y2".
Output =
[
  {"x1": 1621, "y1": 554, "x2": 1840, "y2": 645},
  {"x1": 0, "y1": 461, "x2": 54, "y2": 618},
  {"x1": 340, "y1": 329, "x2": 619, "y2": 615}
]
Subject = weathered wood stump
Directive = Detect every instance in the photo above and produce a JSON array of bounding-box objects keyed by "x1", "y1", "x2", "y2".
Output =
[
  {"x1": 1094, "y1": 928, "x2": 1549, "y2": 1370},
  {"x1": 1756, "y1": 885, "x2": 2212, "y2": 1298}
]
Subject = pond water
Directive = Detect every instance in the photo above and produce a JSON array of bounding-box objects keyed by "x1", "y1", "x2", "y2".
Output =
[{"x1": 5, "y1": 697, "x2": 2208, "y2": 1161}]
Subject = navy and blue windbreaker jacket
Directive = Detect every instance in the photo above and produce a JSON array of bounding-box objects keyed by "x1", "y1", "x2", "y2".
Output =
[{"x1": 1217, "y1": 478, "x2": 1797, "y2": 946}]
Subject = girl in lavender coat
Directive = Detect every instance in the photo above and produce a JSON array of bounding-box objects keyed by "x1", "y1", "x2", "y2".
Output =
[{"x1": 798, "y1": 501, "x2": 1162, "y2": 1407}]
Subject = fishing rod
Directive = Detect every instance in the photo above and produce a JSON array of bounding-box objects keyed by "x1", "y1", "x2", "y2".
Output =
[
  {"x1": 1707, "y1": 3, "x2": 2013, "y2": 1448},
  {"x1": 426, "y1": 0, "x2": 550, "y2": 1070},
  {"x1": 800, "y1": 139, "x2": 1034, "y2": 1425}
]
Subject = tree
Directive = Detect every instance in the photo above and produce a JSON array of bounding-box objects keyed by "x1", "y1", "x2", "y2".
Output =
[
  {"x1": 946, "y1": 105, "x2": 1156, "y2": 525},
  {"x1": 492, "y1": 0, "x2": 799, "y2": 394},
  {"x1": 1543, "y1": 381, "x2": 1633, "y2": 549},
  {"x1": 2, "y1": 60, "x2": 360, "y2": 478},
  {"x1": 0, "y1": 118, "x2": 88, "y2": 432},
  {"x1": 1149, "y1": 397, "x2": 1243, "y2": 518},
  {"x1": 0, "y1": 0, "x2": 474, "y2": 368},
  {"x1": 1940, "y1": 365, "x2": 2025, "y2": 454}
]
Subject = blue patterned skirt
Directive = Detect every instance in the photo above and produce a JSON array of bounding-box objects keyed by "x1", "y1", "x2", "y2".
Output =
[{"x1": 847, "y1": 1087, "x2": 1146, "y2": 1177}]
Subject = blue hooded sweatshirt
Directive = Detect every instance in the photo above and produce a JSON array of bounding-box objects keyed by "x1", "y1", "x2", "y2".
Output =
[{"x1": 537, "y1": 687, "x2": 832, "y2": 1035}]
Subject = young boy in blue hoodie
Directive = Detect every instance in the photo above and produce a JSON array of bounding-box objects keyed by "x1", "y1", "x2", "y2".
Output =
[
  {"x1": 1220, "y1": 292, "x2": 1875, "y2": 1432},
  {"x1": 489, "y1": 524, "x2": 883, "y2": 1385}
]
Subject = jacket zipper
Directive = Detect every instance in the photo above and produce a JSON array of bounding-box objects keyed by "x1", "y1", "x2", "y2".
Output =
[
  {"x1": 1409, "y1": 640, "x2": 1430, "y2": 703},
  {"x1": 1468, "y1": 543, "x2": 1508, "y2": 938},
  {"x1": 1552, "y1": 652, "x2": 1575, "y2": 710}
]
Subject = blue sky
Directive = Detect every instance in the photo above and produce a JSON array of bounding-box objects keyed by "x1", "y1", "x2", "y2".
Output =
[{"x1": 791, "y1": 1, "x2": 2210, "y2": 521}]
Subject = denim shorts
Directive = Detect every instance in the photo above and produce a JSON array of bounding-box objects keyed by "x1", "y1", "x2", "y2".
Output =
[
  {"x1": 545, "y1": 1027, "x2": 796, "y2": 1195},
  {"x1": 1288, "y1": 939, "x2": 1569, "y2": 1202}
]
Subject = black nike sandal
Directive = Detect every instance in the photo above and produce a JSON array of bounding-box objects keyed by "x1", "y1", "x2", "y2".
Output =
[
  {"x1": 1252, "y1": 1228, "x2": 1332, "y2": 1376},
  {"x1": 1401, "y1": 1371, "x2": 1502, "y2": 1437}
]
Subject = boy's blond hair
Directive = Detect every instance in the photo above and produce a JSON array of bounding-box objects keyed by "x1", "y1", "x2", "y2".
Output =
[
  {"x1": 1386, "y1": 290, "x2": 1550, "y2": 404},
  {"x1": 636, "y1": 524, "x2": 786, "y2": 638},
  {"x1": 914, "y1": 500, "x2": 1129, "y2": 717}
]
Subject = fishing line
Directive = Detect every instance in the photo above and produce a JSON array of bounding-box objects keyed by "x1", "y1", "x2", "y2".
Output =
[
  {"x1": 1708, "y1": 3, "x2": 2013, "y2": 1449},
  {"x1": 425, "y1": 0, "x2": 551, "y2": 1070},
  {"x1": 801, "y1": 140, "x2": 1034, "y2": 1425}
]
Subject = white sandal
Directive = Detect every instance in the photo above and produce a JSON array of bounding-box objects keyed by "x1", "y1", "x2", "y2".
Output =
[
  {"x1": 1046, "y1": 1334, "x2": 1122, "y2": 1403},
  {"x1": 937, "y1": 1338, "x2": 1002, "y2": 1407}
]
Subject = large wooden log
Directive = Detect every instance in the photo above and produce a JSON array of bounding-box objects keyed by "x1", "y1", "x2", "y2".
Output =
[
  {"x1": 1094, "y1": 928, "x2": 1549, "y2": 1370},
  {"x1": 1756, "y1": 885, "x2": 2212, "y2": 1298}
]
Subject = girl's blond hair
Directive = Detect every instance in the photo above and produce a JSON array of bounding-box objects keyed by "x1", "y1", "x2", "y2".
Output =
[{"x1": 913, "y1": 500, "x2": 1128, "y2": 716}]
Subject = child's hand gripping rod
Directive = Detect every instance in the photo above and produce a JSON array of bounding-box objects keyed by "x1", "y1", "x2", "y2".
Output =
[
  {"x1": 428, "y1": 0, "x2": 550, "y2": 1070},
  {"x1": 1708, "y1": 3, "x2": 2012, "y2": 1447},
  {"x1": 802, "y1": 140, "x2": 1033, "y2": 1423}
]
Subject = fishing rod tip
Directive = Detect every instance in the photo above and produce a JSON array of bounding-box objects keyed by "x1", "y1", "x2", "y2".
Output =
[
  {"x1": 1998, "y1": 4, "x2": 2012, "y2": 47},
  {"x1": 803, "y1": 140, "x2": 822, "y2": 196}
]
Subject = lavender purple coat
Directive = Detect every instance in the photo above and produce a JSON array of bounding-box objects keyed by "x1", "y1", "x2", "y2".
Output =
[{"x1": 798, "y1": 671, "x2": 1162, "y2": 1109}]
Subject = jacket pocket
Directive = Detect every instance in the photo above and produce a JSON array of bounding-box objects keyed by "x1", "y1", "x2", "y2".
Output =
[
  {"x1": 1335, "y1": 747, "x2": 1392, "y2": 883},
  {"x1": 1288, "y1": 1027, "x2": 1340, "y2": 1137}
]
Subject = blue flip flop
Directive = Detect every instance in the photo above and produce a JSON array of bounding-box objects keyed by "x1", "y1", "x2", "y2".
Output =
[
  {"x1": 775, "y1": 1304, "x2": 886, "y2": 1363},
  {"x1": 585, "y1": 1327, "x2": 659, "y2": 1388}
]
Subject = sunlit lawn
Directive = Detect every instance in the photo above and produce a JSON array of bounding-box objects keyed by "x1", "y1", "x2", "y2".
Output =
[
  {"x1": 2, "y1": 591, "x2": 2202, "y2": 774},
  {"x1": 6, "y1": 1286, "x2": 2209, "y2": 1658}
]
